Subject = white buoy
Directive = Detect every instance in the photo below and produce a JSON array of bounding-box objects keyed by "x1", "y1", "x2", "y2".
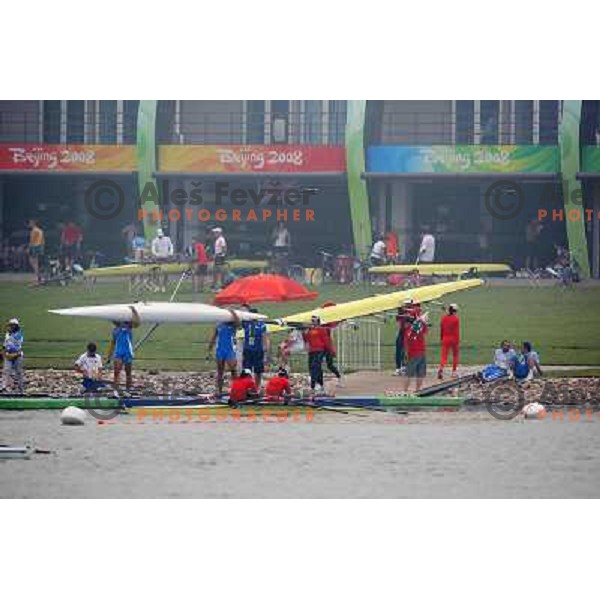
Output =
[
  {"x1": 60, "y1": 406, "x2": 87, "y2": 426},
  {"x1": 522, "y1": 402, "x2": 545, "y2": 419}
]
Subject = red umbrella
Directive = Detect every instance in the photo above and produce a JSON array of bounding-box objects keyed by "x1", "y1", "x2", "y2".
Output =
[{"x1": 214, "y1": 274, "x2": 319, "y2": 305}]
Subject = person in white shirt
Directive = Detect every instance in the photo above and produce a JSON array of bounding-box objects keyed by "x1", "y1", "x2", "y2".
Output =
[
  {"x1": 212, "y1": 227, "x2": 227, "y2": 289},
  {"x1": 151, "y1": 229, "x2": 174, "y2": 292},
  {"x1": 272, "y1": 223, "x2": 291, "y2": 274},
  {"x1": 75, "y1": 342, "x2": 106, "y2": 393},
  {"x1": 494, "y1": 340, "x2": 517, "y2": 372},
  {"x1": 418, "y1": 229, "x2": 436, "y2": 263},
  {"x1": 370, "y1": 237, "x2": 387, "y2": 266},
  {"x1": 151, "y1": 229, "x2": 174, "y2": 260}
]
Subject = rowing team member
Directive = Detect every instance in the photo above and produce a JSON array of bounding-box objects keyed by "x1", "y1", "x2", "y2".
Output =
[
  {"x1": 207, "y1": 308, "x2": 240, "y2": 396},
  {"x1": 2, "y1": 318, "x2": 24, "y2": 394},
  {"x1": 302, "y1": 315, "x2": 342, "y2": 395},
  {"x1": 240, "y1": 304, "x2": 270, "y2": 389},
  {"x1": 228, "y1": 367, "x2": 292, "y2": 406},
  {"x1": 107, "y1": 306, "x2": 141, "y2": 397},
  {"x1": 438, "y1": 303, "x2": 460, "y2": 379}
]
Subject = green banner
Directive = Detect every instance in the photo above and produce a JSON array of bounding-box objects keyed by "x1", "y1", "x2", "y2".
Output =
[
  {"x1": 559, "y1": 100, "x2": 590, "y2": 278},
  {"x1": 582, "y1": 146, "x2": 600, "y2": 172},
  {"x1": 367, "y1": 145, "x2": 559, "y2": 173},
  {"x1": 136, "y1": 100, "x2": 159, "y2": 243},
  {"x1": 345, "y1": 100, "x2": 372, "y2": 259}
]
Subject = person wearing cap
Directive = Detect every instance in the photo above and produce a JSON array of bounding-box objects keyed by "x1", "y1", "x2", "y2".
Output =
[
  {"x1": 211, "y1": 227, "x2": 227, "y2": 290},
  {"x1": 241, "y1": 307, "x2": 270, "y2": 390},
  {"x1": 2, "y1": 318, "x2": 24, "y2": 393},
  {"x1": 438, "y1": 303, "x2": 461, "y2": 379},
  {"x1": 402, "y1": 311, "x2": 429, "y2": 393},
  {"x1": 265, "y1": 367, "x2": 292, "y2": 402},
  {"x1": 302, "y1": 315, "x2": 333, "y2": 394},
  {"x1": 151, "y1": 228, "x2": 174, "y2": 292},
  {"x1": 228, "y1": 368, "x2": 258, "y2": 406},
  {"x1": 207, "y1": 308, "x2": 240, "y2": 397},
  {"x1": 394, "y1": 299, "x2": 414, "y2": 375}
]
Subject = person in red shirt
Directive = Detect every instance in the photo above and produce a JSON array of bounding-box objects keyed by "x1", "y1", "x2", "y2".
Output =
[
  {"x1": 385, "y1": 230, "x2": 399, "y2": 263},
  {"x1": 228, "y1": 368, "x2": 258, "y2": 407},
  {"x1": 302, "y1": 315, "x2": 333, "y2": 394},
  {"x1": 402, "y1": 312, "x2": 429, "y2": 393},
  {"x1": 320, "y1": 302, "x2": 342, "y2": 387},
  {"x1": 438, "y1": 303, "x2": 460, "y2": 379},
  {"x1": 265, "y1": 367, "x2": 292, "y2": 402},
  {"x1": 60, "y1": 221, "x2": 83, "y2": 270},
  {"x1": 192, "y1": 235, "x2": 209, "y2": 293}
]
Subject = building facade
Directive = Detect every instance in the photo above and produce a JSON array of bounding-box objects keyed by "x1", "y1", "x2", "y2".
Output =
[{"x1": 1, "y1": 100, "x2": 599, "y2": 276}]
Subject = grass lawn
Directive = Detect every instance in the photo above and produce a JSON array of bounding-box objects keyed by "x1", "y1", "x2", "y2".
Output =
[{"x1": 1, "y1": 280, "x2": 599, "y2": 370}]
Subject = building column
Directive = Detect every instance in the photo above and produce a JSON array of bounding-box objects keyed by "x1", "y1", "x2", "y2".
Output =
[
  {"x1": 594, "y1": 183, "x2": 600, "y2": 278},
  {"x1": 390, "y1": 181, "x2": 411, "y2": 262}
]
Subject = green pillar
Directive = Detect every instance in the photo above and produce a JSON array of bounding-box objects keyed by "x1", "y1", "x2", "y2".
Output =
[
  {"x1": 559, "y1": 100, "x2": 590, "y2": 277},
  {"x1": 136, "y1": 100, "x2": 159, "y2": 242},
  {"x1": 345, "y1": 100, "x2": 373, "y2": 259}
]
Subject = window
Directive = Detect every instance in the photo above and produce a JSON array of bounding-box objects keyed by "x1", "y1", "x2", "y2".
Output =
[
  {"x1": 66, "y1": 100, "x2": 84, "y2": 143},
  {"x1": 304, "y1": 100, "x2": 322, "y2": 144},
  {"x1": 43, "y1": 100, "x2": 61, "y2": 143},
  {"x1": 123, "y1": 100, "x2": 139, "y2": 144},
  {"x1": 515, "y1": 100, "x2": 533, "y2": 144},
  {"x1": 455, "y1": 101, "x2": 474, "y2": 143},
  {"x1": 480, "y1": 100, "x2": 499, "y2": 144},
  {"x1": 539, "y1": 100, "x2": 559, "y2": 145},
  {"x1": 328, "y1": 100, "x2": 346, "y2": 145},
  {"x1": 99, "y1": 100, "x2": 117, "y2": 144},
  {"x1": 246, "y1": 100, "x2": 265, "y2": 144}
]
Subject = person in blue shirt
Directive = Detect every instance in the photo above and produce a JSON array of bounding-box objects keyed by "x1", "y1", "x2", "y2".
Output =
[
  {"x1": 241, "y1": 307, "x2": 270, "y2": 389},
  {"x1": 107, "y1": 306, "x2": 140, "y2": 395},
  {"x1": 2, "y1": 318, "x2": 24, "y2": 393},
  {"x1": 207, "y1": 308, "x2": 240, "y2": 397}
]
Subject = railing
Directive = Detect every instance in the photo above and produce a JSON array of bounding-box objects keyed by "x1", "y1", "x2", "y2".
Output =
[
  {"x1": 0, "y1": 109, "x2": 137, "y2": 145},
  {"x1": 157, "y1": 110, "x2": 347, "y2": 146},
  {"x1": 374, "y1": 111, "x2": 562, "y2": 146}
]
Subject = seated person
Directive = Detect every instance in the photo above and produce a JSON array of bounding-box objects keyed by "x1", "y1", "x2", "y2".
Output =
[
  {"x1": 265, "y1": 367, "x2": 292, "y2": 402},
  {"x1": 516, "y1": 341, "x2": 542, "y2": 380},
  {"x1": 494, "y1": 340, "x2": 517, "y2": 372},
  {"x1": 228, "y1": 368, "x2": 259, "y2": 406},
  {"x1": 75, "y1": 342, "x2": 106, "y2": 393}
]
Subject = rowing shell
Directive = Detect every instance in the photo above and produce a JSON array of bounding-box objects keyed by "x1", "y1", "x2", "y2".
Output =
[
  {"x1": 84, "y1": 260, "x2": 268, "y2": 278},
  {"x1": 0, "y1": 395, "x2": 464, "y2": 410},
  {"x1": 48, "y1": 302, "x2": 266, "y2": 324},
  {"x1": 368, "y1": 263, "x2": 511, "y2": 276}
]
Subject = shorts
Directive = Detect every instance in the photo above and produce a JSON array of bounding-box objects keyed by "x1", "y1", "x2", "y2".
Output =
[
  {"x1": 195, "y1": 264, "x2": 208, "y2": 276},
  {"x1": 406, "y1": 356, "x2": 426, "y2": 378},
  {"x1": 114, "y1": 353, "x2": 133, "y2": 365},
  {"x1": 243, "y1": 349, "x2": 265, "y2": 374},
  {"x1": 216, "y1": 348, "x2": 236, "y2": 363},
  {"x1": 63, "y1": 244, "x2": 77, "y2": 259},
  {"x1": 214, "y1": 255, "x2": 226, "y2": 267},
  {"x1": 370, "y1": 256, "x2": 384, "y2": 267},
  {"x1": 29, "y1": 245, "x2": 43, "y2": 257}
]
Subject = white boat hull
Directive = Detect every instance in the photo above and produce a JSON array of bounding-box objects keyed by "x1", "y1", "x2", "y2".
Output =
[{"x1": 49, "y1": 302, "x2": 267, "y2": 324}]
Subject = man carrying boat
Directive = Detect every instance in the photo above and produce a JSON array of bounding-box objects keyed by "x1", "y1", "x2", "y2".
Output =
[
  {"x1": 302, "y1": 315, "x2": 334, "y2": 395},
  {"x1": 107, "y1": 306, "x2": 141, "y2": 396},
  {"x1": 207, "y1": 308, "x2": 240, "y2": 397},
  {"x1": 241, "y1": 307, "x2": 270, "y2": 390}
]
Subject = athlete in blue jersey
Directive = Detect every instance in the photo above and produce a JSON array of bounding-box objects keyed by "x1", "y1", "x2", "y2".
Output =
[
  {"x1": 107, "y1": 306, "x2": 140, "y2": 395},
  {"x1": 242, "y1": 308, "x2": 270, "y2": 389},
  {"x1": 207, "y1": 308, "x2": 240, "y2": 396},
  {"x1": 3, "y1": 318, "x2": 25, "y2": 393}
]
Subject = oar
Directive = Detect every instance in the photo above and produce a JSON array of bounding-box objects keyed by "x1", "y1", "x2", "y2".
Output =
[{"x1": 133, "y1": 269, "x2": 190, "y2": 353}]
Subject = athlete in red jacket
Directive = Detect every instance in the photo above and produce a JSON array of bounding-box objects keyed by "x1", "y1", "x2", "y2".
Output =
[
  {"x1": 302, "y1": 316, "x2": 334, "y2": 393},
  {"x1": 438, "y1": 304, "x2": 460, "y2": 379}
]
